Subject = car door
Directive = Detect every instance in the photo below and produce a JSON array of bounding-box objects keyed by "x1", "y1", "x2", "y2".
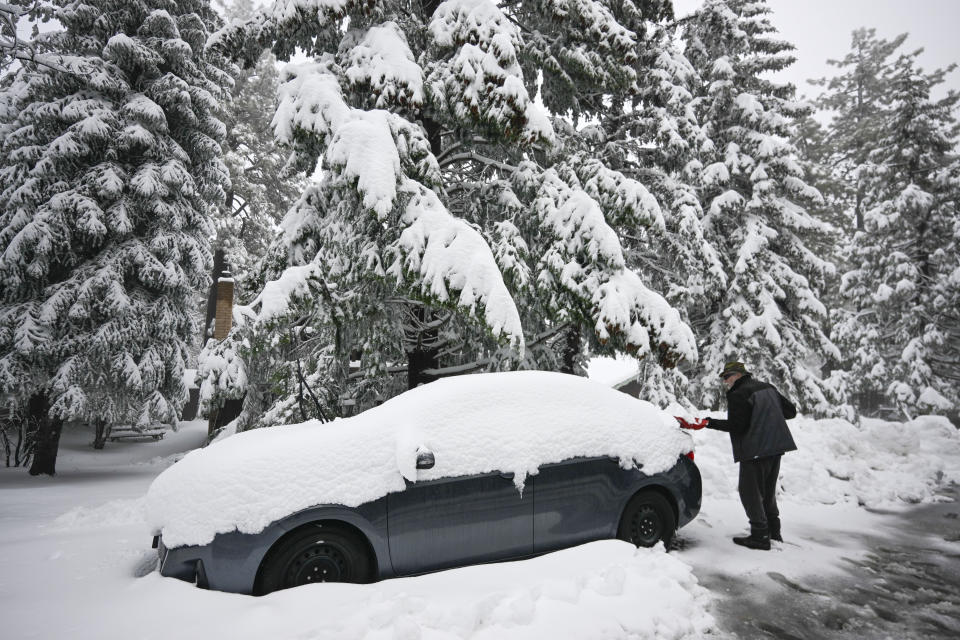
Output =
[
  {"x1": 533, "y1": 456, "x2": 636, "y2": 553},
  {"x1": 387, "y1": 470, "x2": 533, "y2": 575}
]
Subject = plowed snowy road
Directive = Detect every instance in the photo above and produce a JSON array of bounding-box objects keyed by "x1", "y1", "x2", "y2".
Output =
[{"x1": 692, "y1": 485, "x2": 960, "y2": 639}]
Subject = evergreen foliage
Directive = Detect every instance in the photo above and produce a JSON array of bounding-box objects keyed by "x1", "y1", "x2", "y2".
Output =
[
  {"x1": 592, "y1": 3, "x2": 726, "y2": 406},
  {"x1": 199, "y1": 0, "x2": 698, "y2": 431},
  {"x1": 683, "y1": 0, "x2": 839, "y2": 415},
  {"x1": 831, "y1": 49, "x2": 960, "y2": 417},
  {"x1": 0, "y1": 0, "x2": 231, "y2": 473},
  {"x1": 215, "y1": 0, "x2": 306, "y2": 292},
  {"x1": 5, "y1": 0, "x2": 955, "y2": 452},
  {"x1": 811, "y1": 28, "x2": 909, "y2": 232}
]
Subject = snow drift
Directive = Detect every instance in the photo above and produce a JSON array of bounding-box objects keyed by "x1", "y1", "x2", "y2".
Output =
[{"x1": 682, "y1": 412, "x2": 960, "y2": 508}]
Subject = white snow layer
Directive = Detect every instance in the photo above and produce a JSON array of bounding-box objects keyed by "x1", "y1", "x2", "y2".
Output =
[
  {"x1": 918, "y1": 386, "x2": 953, "y2": 411},
  {"x1": 272, "y1": 59, "x2": 525, "y2": 348},
  {"x1": 427, "y1": 0, "x2": 554, "y2": 144},
  {"x1": 279, "y1": 541, "x2": 713, "y2": 639},
  {"x1": 344, "y1": 21, "x2": 424, "y2": 108},
  {"x1": 147, "y1": 372, "x2": 692, "y2": 547},
  {"x1": 585, "y1": 355, "x2": 640, "y2": 386},
  {"x1": 5, "y1": 409, "x2": 959, "y2": 639}
]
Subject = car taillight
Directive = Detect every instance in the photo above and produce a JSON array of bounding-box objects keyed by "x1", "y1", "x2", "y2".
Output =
[{"x1": 685, "y1": 451, "x2": 695, "y2": 461}]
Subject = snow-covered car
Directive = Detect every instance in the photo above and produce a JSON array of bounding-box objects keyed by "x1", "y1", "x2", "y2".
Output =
[{"x1": 147, "y1": 371, "x2": 701, "y2": 595}]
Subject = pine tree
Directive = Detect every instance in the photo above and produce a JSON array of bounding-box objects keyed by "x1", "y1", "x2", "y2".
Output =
[
  {"x1": 801, "y1": 30, "x2": 930, "y2": 419},
  {"x1": 0, "y1": 0, "x2": 231, "y2": 473},
  {"x1": 834, "y1": 51, "x2": 960, "y2": 418},
  {"x1": 214, "y1": 0, "x2": 306, "y2": 291},
  {"x1": 590, "y1": 2, "x2": 726, "y2": 406},
  {"x1": 811, "y1": 28, "x2": 908, "y2": 232},
  {"x1": 683, "y1": 0, "x2": 839, "y2": 414},
  {"x1": 202, "y1": 0, "x2": 698, "y2": 430},
  {"x1": 930, "y1": 204, "x2": 960, "y2": 414}
]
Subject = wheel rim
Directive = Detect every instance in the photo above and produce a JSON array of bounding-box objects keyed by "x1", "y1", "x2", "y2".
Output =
[
  {"x1": 630, "y1": 505, "x2": 662, "y2": 546},
  {"x1": 286, "y1": 542, "x2": 349, "y2": 586}
]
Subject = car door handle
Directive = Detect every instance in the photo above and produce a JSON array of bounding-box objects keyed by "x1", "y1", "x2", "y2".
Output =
[{"x1": 499, "y1": 472, "x2": 515, "y2": 480}]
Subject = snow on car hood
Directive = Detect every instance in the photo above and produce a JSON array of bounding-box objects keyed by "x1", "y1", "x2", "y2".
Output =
[{"x1": 146, "y1": 371, "x2": 692, "y2": 547}]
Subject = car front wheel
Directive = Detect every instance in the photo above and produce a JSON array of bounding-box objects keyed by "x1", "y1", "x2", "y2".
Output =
[
  {"x1": 255, "y1": 525, "x2": 372, "y2": 595},
  {"x1": 617, "y1": 491, "x2": 676, "y2": 548}
]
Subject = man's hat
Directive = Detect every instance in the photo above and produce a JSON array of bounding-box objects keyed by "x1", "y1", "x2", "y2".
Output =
[{"x1": 719, "y1": 361, "x2": 749, "y2": 378}]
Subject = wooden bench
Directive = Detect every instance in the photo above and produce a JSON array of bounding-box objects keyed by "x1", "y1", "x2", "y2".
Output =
[{"x1": 108, "y1": 426, "x2": 167, "y2": 442}]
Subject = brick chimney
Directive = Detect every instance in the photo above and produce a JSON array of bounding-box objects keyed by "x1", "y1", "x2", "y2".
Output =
[
  {"x1": 214, "y1": 272, "x2": 234, "y2": 340},
  {"x1": 198, "y1": 250, "x2": 244, "y2": 437}
]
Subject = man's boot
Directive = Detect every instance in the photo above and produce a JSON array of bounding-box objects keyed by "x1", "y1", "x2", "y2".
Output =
[
  {"x1": 733, "y1": 528, "x2": 771, "y2": 550},
  {"x1": 770, "y1": 522, "x2": 783, "y2": 542},
  {"x1": 769, "y1": 518, "x2": 782, "y2": 543}
]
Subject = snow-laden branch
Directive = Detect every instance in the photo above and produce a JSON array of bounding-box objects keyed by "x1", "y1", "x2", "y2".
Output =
[
  {"x1": 514, "y1": 163, "x2": 697, "y2": 365},
  {"x1": 343, "y1": 21, "x2": 423, "y2": 109},
  {"x1": 387, "y1": 180, "x2": 524, "y2": 349},
  {"x1": 272, "y1": 57, "x2": 525, "y2": 351},
  {"x1": 235, "y1": 263, "x2": 326, "y2": 327},
  {"x1": 205, "y1": 0, "x2": 357, "y2": 65},
  {"x1": 440, "y1": 150, "x2": 517, "y2": 173},
  {"x1": 425, "y1": 0, "x2": 554, "y2": 145}
]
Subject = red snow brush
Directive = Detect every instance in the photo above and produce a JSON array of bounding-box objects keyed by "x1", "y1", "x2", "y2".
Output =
[{"x1": 674, "y1": 416, "x2": 708, "y2": 430}]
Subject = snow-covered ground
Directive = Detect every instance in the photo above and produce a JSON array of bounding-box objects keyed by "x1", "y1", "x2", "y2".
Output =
[{"x1": 1, "y1": 405, "x2": 958, "y2": 639}]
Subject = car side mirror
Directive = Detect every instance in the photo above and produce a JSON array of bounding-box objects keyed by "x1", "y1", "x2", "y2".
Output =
[{"x1": 415, "y1": 449, "x2": 435, "y2": 470}]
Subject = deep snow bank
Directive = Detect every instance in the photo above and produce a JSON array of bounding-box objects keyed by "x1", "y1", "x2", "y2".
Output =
[
  {"x1": 228, "y1": 541, "x2": 714, "y2": 640},
  {"x1": 680, "y1": 413, "x2": 960, "y2": 507},
  {"x1": 148, "y1": 371, "x2": 692, "y2": 547}
]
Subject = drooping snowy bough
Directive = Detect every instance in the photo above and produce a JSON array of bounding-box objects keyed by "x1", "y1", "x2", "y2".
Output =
[
  {"x1": 199, "y1": 0, "x2": 700, "y2": 428},
  {"x1": 273, "y1": 54, "x2": 525, "y2": 349}
]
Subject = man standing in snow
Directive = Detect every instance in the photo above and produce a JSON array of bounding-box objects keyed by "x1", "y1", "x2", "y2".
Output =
[{"x1": 678, "y1": 361, "x2": 797, "y2": 550}]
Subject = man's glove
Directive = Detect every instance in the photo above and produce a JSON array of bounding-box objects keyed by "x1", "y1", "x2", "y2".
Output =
[{"x1": 675, "y1": 416, "x2": 708, "y2": 430}]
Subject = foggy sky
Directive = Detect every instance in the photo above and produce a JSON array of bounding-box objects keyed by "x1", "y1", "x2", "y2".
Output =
[{"x1": 671, "y1": 0, "x2": 960, "y2": 101}]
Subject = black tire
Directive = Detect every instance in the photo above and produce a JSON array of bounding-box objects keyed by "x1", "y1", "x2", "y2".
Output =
[
  {"x1": 617, "y1": 491, "x2": 677, "y2": 548},
  {"x1": 255, "y1": 525, "x2": 372, "y2": 595}
]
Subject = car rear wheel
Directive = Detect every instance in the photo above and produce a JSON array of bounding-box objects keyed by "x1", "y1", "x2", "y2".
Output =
[
  {"x1": 617, "y1": 491, "x2": 676, "y2": 548},
  {"x1": 255, "y1": 525, "x2": 372, "y2": 595}
]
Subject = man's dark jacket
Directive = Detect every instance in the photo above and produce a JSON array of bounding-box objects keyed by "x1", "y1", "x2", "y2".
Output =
[{"x1": 707, "y1": 374, "x2": 797, "y2": 462}]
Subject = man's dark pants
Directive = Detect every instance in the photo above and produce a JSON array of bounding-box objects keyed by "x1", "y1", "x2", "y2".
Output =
[{"x1": 738, "y1": 454, "x2": 782, "y2": 536}]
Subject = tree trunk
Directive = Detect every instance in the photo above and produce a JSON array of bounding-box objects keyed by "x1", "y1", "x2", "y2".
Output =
[
  {"x1": 407, "y1": 345, "x2": 440, "y2": 389},
  {"x1": 203, "y1": 248, "x2": 228, "y2": 342},
  {"x1": 405, "y1": 98, "x2": 443, "y2": 390},
  {"x1": 92, "y1": 420, "x2": 108, "y2": 450},
  {"x1": 406, "y1": 305, "x2": 440, "y2": 390},
  {"x1": 1, "y1": 423, "x2": 10, "y2": 467},
  {"x1": 27, "y1": 393, "x2": 63, "y2": 476},
  {"x1": 14, "y1": 415, "x2": 32, "y2": 467},
  {"x1": 559, "y1": 326, "x2": 581, "y2": 374}
]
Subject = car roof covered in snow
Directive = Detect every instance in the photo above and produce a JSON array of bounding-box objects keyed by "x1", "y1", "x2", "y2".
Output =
[{"x1": 146, "y1": 370, "x2": 691, "y2": 547}]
